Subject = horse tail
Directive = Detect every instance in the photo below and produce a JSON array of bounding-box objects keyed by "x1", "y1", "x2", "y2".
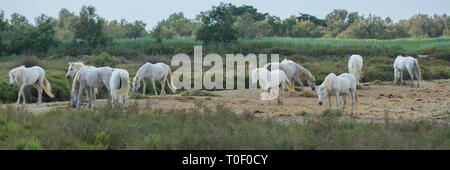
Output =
[
  {"x1": 285, "y1": 79, "x2": 296, "y2": 93},
  {"x1": 43, "y1": 78, "x2": 54, "y2": 98},
  {"x1": 167, "y1": 68, "x2": 177, "y2": 93},
  {"x1": 114, "y1": 71, "x2": 130, "y2": 97},
  {"x1": 356, "y1": 59, "x2": 364, "y2": 81},
  {"x1": 414, "y1": 59, "x2": 422, "y2": 80}
]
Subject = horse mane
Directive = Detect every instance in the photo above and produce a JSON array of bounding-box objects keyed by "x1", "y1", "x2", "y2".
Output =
[
  {"x1": 134, "y1": 64, "x2": 146, "y2": 83},
  {"x1": 71, "y1": 70, "x2": 81, "y2": 94},
  {"x1": 71, "y1": 62, "x2": 86, "y2": 70},
  {"x1": 10, "y1": 66, "x2": 25, "y2": 79},
  {"x1": 297, "y1": 64, "x2": 314, "y2": 80}
]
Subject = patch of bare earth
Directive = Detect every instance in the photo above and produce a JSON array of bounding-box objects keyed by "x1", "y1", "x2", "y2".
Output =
[{"x1": 3, "y1": 79, "x2": 449, "y2": 121}]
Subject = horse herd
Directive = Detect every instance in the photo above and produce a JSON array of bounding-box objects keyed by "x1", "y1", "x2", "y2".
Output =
[{"x1": 8, "y1": 55, "x2": 422, "y2": 117}]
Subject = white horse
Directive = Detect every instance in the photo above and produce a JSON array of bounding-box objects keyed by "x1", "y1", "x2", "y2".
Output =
[
  {"x1": 132, "y1": 62, "x2": 176, "y2": 95},
  {"x1": 317, "y1": 73, "x2": 359, "y2": 117},
  {"x1": 251, "y1": 68, "x2": 295, "y2": 105},
  {"x1": 71, "y1": 66, "x2": 113, "y2": 108},
  {"x1": 348, "y1": 54, "x2": 363, "y2": 82},
  {"x1": 66, "y1": 62, "x2": 98, "y2": 100},
  {"x1": 264, "y1": 59, "x2": 316, "y2": 96},
  {"x1": 393, "y1": 55, "x2": 422, "y2": 88},
  {"x1": 110, "y1": 68, "x2": 130, "y2": 106},
  {"x1": 9, "y1": 66, "x2": 54, "y2": 104}
]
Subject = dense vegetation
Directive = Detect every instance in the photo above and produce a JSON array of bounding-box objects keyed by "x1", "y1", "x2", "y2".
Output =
[
  {"x1": 0, "y1": 3, "x2": 449, "y2": 57},
  {"x1": 0, "y1": 105, "x2": 448, "y2": 149}
]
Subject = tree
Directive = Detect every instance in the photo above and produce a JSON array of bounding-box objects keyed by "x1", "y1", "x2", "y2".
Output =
[
  {"x1": 73, "y1": 5, "x2": 110, "y2": 47},
  {"x1": 291, "y1": 20, "x2": 325, "y2": 38},
  {"x1": 325, "y1": 9, "x2": 350, "y2": 37},
  {"x1": 281, "y1": 16, "x2": 297, "y2": 37},
  {"x1": 125, "y1": 20, "x2": 147, "y2": 39},
  {"x1": 297, "y1": 13, "x2": 326, "y2": 26},
  {"x1": 230, "y1": 5, "x2": 267, "y2": 21},
  {"x1": 55, "y1": 8, "x2": 77, "y2": 40},
  {"x1": 0, "y1": 11, "x2": 6, "y2": 55},
  {"x1": 233, "y1": 12, "x2": 261, "y2": 38},
  {"x1": 265, "y1": 15, "x2": 282, "y2": 36},
  {"x1": 150, "y1": 12, "x2": 197, "y2": 39},
  {"x1": 34, "y1": 14, "x2": 57, "y2": 54},
  {"x1": 196, "y1": 3, "x2": 238, "y2": 43}
]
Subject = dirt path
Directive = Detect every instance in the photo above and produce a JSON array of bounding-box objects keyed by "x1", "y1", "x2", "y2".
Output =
[{"x1": 3, "y1": 80, "x2": 449, "y2": 121}]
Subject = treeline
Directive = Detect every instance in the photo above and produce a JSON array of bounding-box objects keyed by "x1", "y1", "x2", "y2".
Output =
[
  {"x1": 152, "y1": 3, "x2": 449, "y2": 42},
  {"x1": 0, "y1": 3, "x2": 449, "y2": 56}
]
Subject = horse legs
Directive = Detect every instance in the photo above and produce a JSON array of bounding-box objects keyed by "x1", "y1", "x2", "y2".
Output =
[
  {"x1": 393, "y1": 68, "x2": 399, "y2": 86},
  {"x1": 407, "y1": 69, "x2": 415, "y2": 88},
  {"x1": 278, "y1": 86, "x2": 283, "y2": 105},
  {"x1": 296, "y1": 76, "x2": 305, "y2": 96},
  {"x1": 77, "y1": 84, "x2": 85, "y2": 108},
  {"x1": 399, "y1": 71, "x2": 404, "y2": 85},
  {"x1": 151, "y1": 79, "x2": 158, "y2": 95},
  {"x1": 414, "y1": 68, "x2": 420, "y2": 88},
  {"x1": 160, "y1": 78, "x2": 167, "y2": 95},
  {"x1": 87, "y1": 87, "x2": 92, "y2": 108},
  {"x1": 327, "y1": 95, "x2": 332, "y2": 110},
  {"x1": 37, "y1": 81, "x2": 43, "y2": 104},
  {"x1": 335, "y1": 92, "x2": 340, "y2": 110},
  {"x1": 92, "y1": 88, "x2": 97, "y2": 102},
  {"x1": 142, "y1": 80, "x2": 147, "y2": 95},
  {"x1": 350, "y1": 91, "x2": 355, "y2": 117},
  {"x1": 16, "y1": 84, "x2": 25, "y2": 105},
  {"x1": 342, "y1": 95, "x2": 346, "y2": 114}
]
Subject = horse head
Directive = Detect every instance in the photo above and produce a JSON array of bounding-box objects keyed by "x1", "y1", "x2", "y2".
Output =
[
  {"x1": 131, "y1": 76, "x2": 140, "y2": 92},
  {"x1": 317, "y1": 85, "x2": 326, "y2": 105},
  {"x1": 9, "y1": 66, "x2": 23, "y2": 87}
]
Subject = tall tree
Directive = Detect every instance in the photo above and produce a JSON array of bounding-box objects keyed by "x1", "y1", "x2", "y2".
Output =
[
  {"x1": 0, "y1": 11, "x2": 6, "y2": 55},
  {"x1": 34, "y1": 14, "x2": 57, "y2": 54},
  {"x1": 196, "y1": 3, "x2": 238, "y2": 43},
  {"x1": 73, "y1": 5, "x2": 110, "y2": 47}
]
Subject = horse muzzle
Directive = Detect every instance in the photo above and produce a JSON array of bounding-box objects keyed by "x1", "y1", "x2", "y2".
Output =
[
  {"x1": 66, "y1": 75, "x2": 71, "y2": 79},
  {"x1": 318, "y1": 102, "x2": 323, "y2": 105},
  {"x1": 10, "y1": 84, "x2": 13, "y2": 87}
]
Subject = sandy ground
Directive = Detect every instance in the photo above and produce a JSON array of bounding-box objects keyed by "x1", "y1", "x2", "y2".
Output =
[{"x1": 3, "y1": 79, "x2": 450, "y2": 121}]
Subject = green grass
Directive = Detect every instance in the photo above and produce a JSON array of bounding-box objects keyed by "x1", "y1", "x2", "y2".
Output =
[
  {"x1": 0, "y1": 104, "x2": 448, "y2": 150},
  {"x1": 45, "y1": 37, "x2": 450, "y2": 59}
]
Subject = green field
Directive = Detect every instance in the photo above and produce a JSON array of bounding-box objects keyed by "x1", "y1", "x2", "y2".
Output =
[
  {"x1": 47, "y1": 37, "x2": 450, "y2": 60},
  {"x1": 0, "y1": 105, "x2": 448, "y2": 150}
]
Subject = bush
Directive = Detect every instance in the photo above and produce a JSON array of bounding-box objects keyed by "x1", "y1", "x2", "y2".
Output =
[
  {"x1": 90, "y1": 52, "x2": 119, "y2": 67},
  {"x1": 19, "y1": 56, "x2": 41, "y2": 67}
]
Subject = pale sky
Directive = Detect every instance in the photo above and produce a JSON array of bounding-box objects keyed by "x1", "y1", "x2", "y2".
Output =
[{"x1": 0, "y1": 0, "x2": 449, "y2": 30}]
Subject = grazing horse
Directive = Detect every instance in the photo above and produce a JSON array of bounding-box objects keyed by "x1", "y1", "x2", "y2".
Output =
[
  {"x1": 66, "y1": 62, "x2": 98, "y2": 100},
  {"x1": 348, "y1": 54, "x2": 363, "y2": 82},
  {"x1": 393, "y1": 55, "x2": 422, "y2": 88},
  {"x1": 251, "y1": 68, "x2": 295, "y2": 105},
  {"x1": 132, "y1": 62, "x2": 176, "y2": 95},
  {"x1": 9, "y1": 66, "x2": 54, "y2": 104},
  {"x1": 71, "y1": 66, "x2": 113, "y2": 108},
  {"x1": 110, "y1": 68, "x2": 130, "y2": 106},
  {"x1": 317, "y1": 73, "x2": 359, "y2": 117},
  {"x1": 264, "y1": 59, "x2": 316, "y2": 96}
]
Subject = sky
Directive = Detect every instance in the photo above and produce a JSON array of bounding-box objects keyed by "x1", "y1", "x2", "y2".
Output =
[{"x1": 0, "y1": 0, "x2": 449, "y2": 30}]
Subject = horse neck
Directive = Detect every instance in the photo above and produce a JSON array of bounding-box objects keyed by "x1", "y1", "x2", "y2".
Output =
[
  {"x1": 298, "y1": 65, "x2": 313, "y2": 80},
  {"x1": 135, "y1": 66, "x2": 147, "y2": 82}
]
